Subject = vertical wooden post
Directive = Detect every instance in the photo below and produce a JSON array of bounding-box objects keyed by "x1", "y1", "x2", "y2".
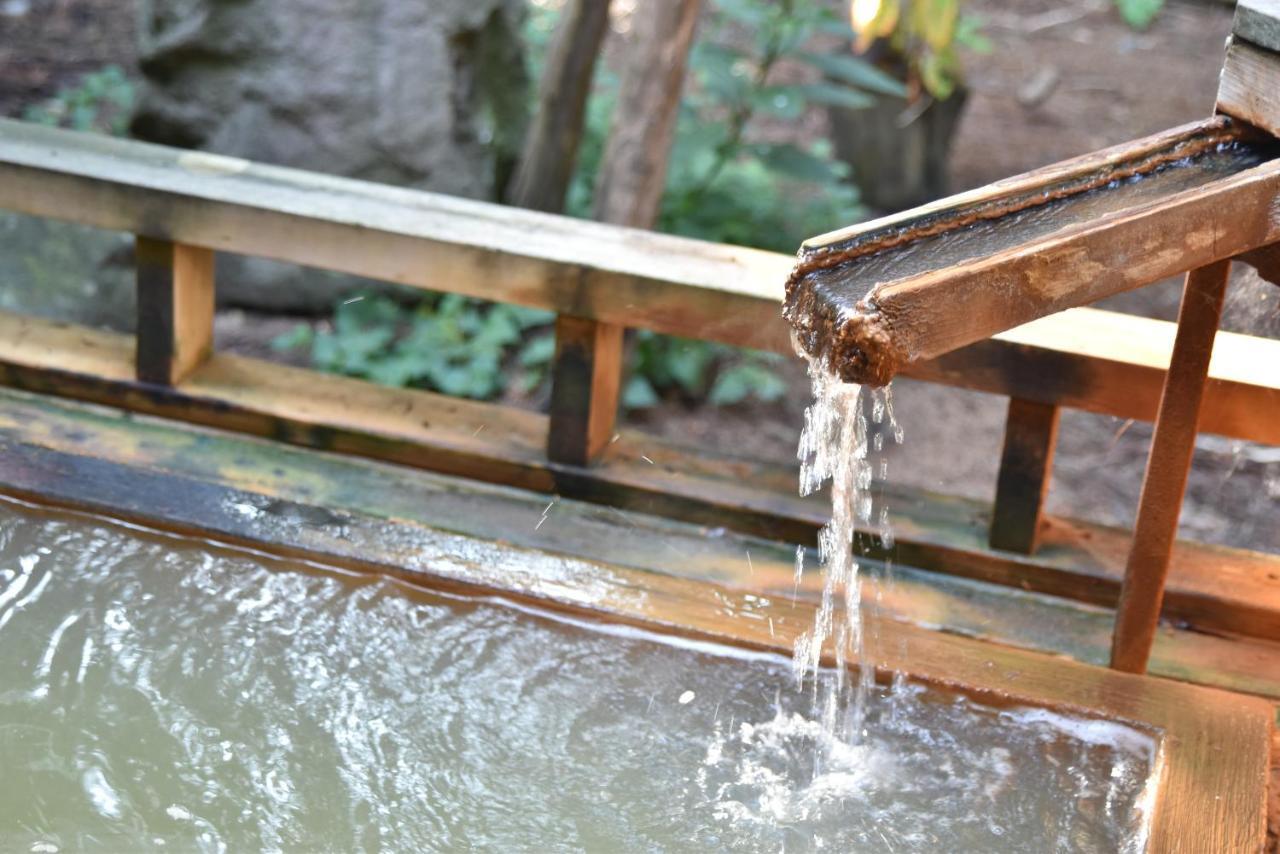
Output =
[
  {"x1": 1110, "y1": 260, "x2": 1230, "y2": 673},
  {"x1": 989, "y1": 398, "x2": 1059, "y2": 554},
  {"x1": 547, "y1": 315, "x2": 624, "y2": 465},
  {"x1": 547, "y1": 0, "x2": 703, "y2": 466},
  {"x1": 135, "y1": 236, "x2": 215, "y2": 386}
]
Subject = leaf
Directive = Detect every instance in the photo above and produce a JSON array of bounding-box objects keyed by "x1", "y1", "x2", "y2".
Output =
[
  {"x1": 759, "y1": 143, "x2": 842, "y2": 184},
  {"x1": 915, "y1": 0, "x2": 959, "y2": 52},
  {"x1": 918, "y1": 51, "x2": 955, "y2": 100},
  {"x1": 794, "y1": 51, "x2": 907, "y2": 98},
  {"x1": 1115, "y1": 0, "x2": 1163, "y2": 30},
  {"x1": 271, "y1": 325, "x2": 313, "y2": 352},
  {"x1": 518, "y1": 333, "x2": 556, "y2": 367},
  {"x1": 713, "y1": 0, "x2": 767, "y2": 26},
  {"x1": 622, "y1": 375, "x2": 660, "y2": 409},
  {"x1": 853, "y1": 0, "x2": 900, "y2": 51},
  {"x1": 709, "y1": 363, "x2": 786, "y2": 405},
  {"x1": 751, "y1": 86, "x2": 808, "y2": 120},
  {"x1": 792, "y1": 82, "x2": 875, "y2": 111}
]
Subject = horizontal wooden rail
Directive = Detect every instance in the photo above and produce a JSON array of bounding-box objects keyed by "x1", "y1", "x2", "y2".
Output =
[
  {"x1": 2, "y1": 121, "x2": 1279, "y2": 443},
  {"x1": 1, "y1": 310, "x2": 1277, "y2": 644}
]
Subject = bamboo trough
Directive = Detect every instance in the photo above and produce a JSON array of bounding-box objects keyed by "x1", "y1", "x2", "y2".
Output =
[{"x1": 0, "y1": 5, "x2": 1277, "y2": 847}]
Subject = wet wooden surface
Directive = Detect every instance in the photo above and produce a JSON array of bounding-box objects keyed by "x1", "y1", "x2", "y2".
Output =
[
  {"x1": 789, "y1": 118, "x2": 1280, "y2": 383},
  {"x1": 0, "y1": 393, "x2": 1269, "y2": 852},
  {"x1": 1, "y1": 310, "x2": 1278, "y2": 647}
]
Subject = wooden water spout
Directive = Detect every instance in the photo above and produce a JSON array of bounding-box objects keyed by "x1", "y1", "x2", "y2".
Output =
[{"x1": 785, "y1": 0, "x2": 1280, "y2": 676}]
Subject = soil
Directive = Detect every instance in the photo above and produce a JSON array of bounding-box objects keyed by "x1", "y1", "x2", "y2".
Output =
[{"x1": 1, "y1": 0, "x2": 1277, "y2": 554}]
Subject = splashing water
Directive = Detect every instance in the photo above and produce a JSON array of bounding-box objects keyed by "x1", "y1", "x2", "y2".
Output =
[{"x1": 792, "y1": 348, "x2": 902, "y2": 746}]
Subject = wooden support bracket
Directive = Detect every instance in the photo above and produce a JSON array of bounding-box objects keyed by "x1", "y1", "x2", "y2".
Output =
[
  {"x1": 547, "y1": 315, "x2": 623, "y2": 466},
  {"x1": 990, "y1": 398, "x2": 1060, "y2": 554},
  {"x1": 1111, "y1": 261, "x2": 1231, "y2": 674},
  {"x1": 135, "y1": 237, "x2": 215, "y2": 386}
]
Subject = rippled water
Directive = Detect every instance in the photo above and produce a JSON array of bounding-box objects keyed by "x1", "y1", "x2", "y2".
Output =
[{"x1": 0, "y1": 503, "x2": 1155, "y2": 852}]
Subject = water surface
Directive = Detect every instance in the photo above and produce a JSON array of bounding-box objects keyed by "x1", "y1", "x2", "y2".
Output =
[{"x1": 0, "y1": 503, "x2": 1155, "y2": 852}]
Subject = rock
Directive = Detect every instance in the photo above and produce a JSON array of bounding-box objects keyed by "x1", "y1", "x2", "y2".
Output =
[{"x1": 130, "y1": 0, "x2": 529, "y2": 313}]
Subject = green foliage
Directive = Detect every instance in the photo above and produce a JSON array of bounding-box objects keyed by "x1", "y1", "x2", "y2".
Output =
[
  {"x1": 22, "y1": 66, "x2": 135, "y2": 136},
  {"x1": 273, "y1": 294, "x2": 554, "y2": 400},
  {"x1": 1115, "y1": 0, "x2": 1164, "y2": 30}
]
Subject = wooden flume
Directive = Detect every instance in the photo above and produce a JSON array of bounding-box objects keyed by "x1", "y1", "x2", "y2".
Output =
[{"x1": 785, "y1": 2, "x2": 1280, "y2": 681}]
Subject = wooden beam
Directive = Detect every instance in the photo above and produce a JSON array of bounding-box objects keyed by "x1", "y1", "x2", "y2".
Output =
[
  {"x1": 547, "y1": 0, "x2": 702, "y2": 465},
  {"x1": 0, "y1": 421, "x2": 1268, "y2": 853},
  {"x1": 134, "y1": 237, "x2": 214, "y2": 385},
  {"x1": 0, "y1": 118, "x2": 793, "y2": 355},
  {"x1": 786, "y1": 118, "x2": 1280, "y2": 384},
  {"x1": 3, "y1": 119, "x2": 1280, "y2": 431},
  {"x1": 908, "y1": 306, "x2": 1280, "y2": 445},
  {"x1": 1111, "y1": 261, "x2": 1231, "y2": 674},
  {"x1": 1217, "y1": 38, "x2": 1280, "y2": 138},
  {"x1": 547, "y1": 315, "x2": 623, "y2": 465},
  {"x1": 1, "y1": 311, "x2": 1278, "y2": 644},
  {"x1": 989, "y1": 398, "x2": 1059, "y2": 554}
]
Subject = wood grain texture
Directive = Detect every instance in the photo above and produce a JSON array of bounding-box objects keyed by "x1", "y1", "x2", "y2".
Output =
[
  {"x1": 0, "y1": 422, "x2": 1267, "y2": 853},
  {"x1": 1112, "y1": 262, "x2": 1230, "y2": 674},
  {"x1": 134, "y1": 237, "x2": 214, "y2": 385},
  {"x1": 3, "y1": 120, "x2": 1280, "y2": 443},
  {"x1": 989, "y1": 398, "x2": 1059, "y2": 554},
  {"x1": 787, "y1": 118, "x2": 1280, "y2": 384},
  {"x1": 0, "y1": 118, "x2": 794, "y2": 354},
  {"x1": 1217, "y1": 39, "x2": 1280, "y2": 138},
  {"x1": 1, "y1": 311, "x2": 1278, "y2": 647}
]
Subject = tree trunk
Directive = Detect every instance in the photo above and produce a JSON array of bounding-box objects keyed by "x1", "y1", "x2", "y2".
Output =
[
  {"x1": 505, "y1": 0, "x2": 613, "y2": 211},
  {"x1": 591, "y1": 0, "x2": 702, "y2": 228}
]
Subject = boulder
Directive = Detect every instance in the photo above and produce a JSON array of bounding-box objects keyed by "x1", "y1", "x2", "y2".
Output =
[{"x1": 131, "y1": 0, "x2": 529, "y2": 312}]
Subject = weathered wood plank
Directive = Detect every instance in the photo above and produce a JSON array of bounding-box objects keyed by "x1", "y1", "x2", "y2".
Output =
[
  {"x1": 0, "y1": 311, "x2": 1277, "y2": 644},
  {"x1": 0, "y1": 424, "x2": 1267, "y2": 854},
  {"x1": 134, "y1": 237, "x2": 215, "y2": 385},
  {"x1": 909, "y1": 305, "x2": 1280, "y2": 445},
  {"x1": 3, "y1": 383, "x2": 1276, "y2": 700},
  {"x1": 1112, "y1": 261, "x2": 1231, "y2": 674},
  {"x1": 0, "y1": 118, "x2": 794, "y2": 355},
  {"x1": 1217, "y1": 38, "x2": 1280, "y2": 138},
  {"x1": 989, "y1": 397, "x2": 1059, "y2": 554},
  {"x1": 787, "y1": 118, "x2": 1280, "y2": 384},
  {"x1": 2, "y1": 121, "x2": 1280, "y2": 443}
]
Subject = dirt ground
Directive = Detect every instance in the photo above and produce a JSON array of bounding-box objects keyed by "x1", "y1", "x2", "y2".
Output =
[{"x1": 2, "y1": 0, "x2": 1277, "y2": 553}]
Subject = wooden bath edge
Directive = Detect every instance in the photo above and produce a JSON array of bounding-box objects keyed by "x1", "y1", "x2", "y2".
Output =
[{"x1": 0, "y1": 410, "x2": 1268, "y2": 852}]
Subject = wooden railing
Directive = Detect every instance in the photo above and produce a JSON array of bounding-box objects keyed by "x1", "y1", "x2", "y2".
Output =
[{"x1": 1, "y1": 118, "x2": 1278, "y2": 643}]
